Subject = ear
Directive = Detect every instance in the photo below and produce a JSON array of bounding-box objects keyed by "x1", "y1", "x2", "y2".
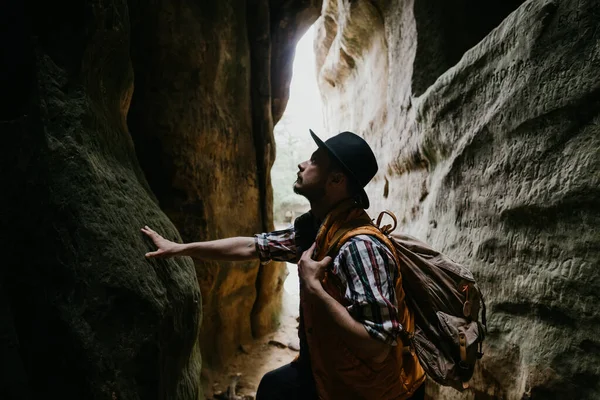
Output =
[{"x1": 330, "y1": 172, "x2": 345, "y2": 185}]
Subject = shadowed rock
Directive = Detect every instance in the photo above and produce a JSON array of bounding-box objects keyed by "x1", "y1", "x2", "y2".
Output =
[{"x1": 1, "y1": 1, "x2": 202, "y2": 399}]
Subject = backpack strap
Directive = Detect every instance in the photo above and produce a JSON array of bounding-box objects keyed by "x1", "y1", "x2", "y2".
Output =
[
  {"x1": 328, "y1": 224, "x2": 400, "y2": 261},
  {"x1": 329, "y1": 223, "x2": 416, "y2": 351},
  {"x1": 325, "y1": 219, "x2": 374, "y2": 256},
  {"x1": 323, "y1": 210, "x2": 400, "y2": 256},
  {"x1": 475, "y1": 285, "x2": 487, "y2": 359}
]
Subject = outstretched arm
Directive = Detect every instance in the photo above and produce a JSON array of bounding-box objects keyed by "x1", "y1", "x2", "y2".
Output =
[{"x1": 141, "y1": 226, "x2": 258, "y2": 261}]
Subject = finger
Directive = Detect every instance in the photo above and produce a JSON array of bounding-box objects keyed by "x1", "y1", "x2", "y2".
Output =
[
  {"x1": 144, "y1": 226, "x2": 157, "y2": 234},
  {"x1": 142, "y1": 227, "x2": 164, "y2": 241},
  {"x1": 319, "y1": 256, "x2": 333, "y2": 266},
  {"x1": 146, "y1": 250, "x2": 166, "y2": 258},
  {"x1": 145, "y1": 250, "x2": 163, "y2": 258},
  {"x1": 301, "y1": 242, "x2": 317, "y2": 260},
  {"x1": 141, "y1": 227, "x2": 154, "y2": 235},
  {"x1": 300, "y1": 252, "x2": 310, "y2": 264}
]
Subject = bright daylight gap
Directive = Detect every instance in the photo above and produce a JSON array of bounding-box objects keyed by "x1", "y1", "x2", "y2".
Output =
[{"x1": 271, "y1": 26, "x2": 327, "y2": 304}]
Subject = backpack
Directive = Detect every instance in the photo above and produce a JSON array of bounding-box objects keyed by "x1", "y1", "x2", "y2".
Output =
[{"x1": 339, "y1": 210, "x2": 487, "y2": 391}]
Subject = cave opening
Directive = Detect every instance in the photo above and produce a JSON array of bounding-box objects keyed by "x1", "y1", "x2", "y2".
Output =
[
  {"x1": 208, "y1": 24, "x2": 326, "y2": 398},
  {"x1": 272, "y1": 23, "x2": 325, "y2": 305},
  {"x1": 272, "y1": 24, "x2": 326, "y2": 228}
]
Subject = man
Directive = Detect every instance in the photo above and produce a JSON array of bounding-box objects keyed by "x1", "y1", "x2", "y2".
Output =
[{"x1": 142, "y1": 130, "x2": 425, "y2": 399}]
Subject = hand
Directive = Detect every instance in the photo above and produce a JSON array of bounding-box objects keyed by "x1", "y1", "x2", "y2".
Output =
[
  {"x1": 141, "y1": 225, "x2": 180, "y2": 258},
  {"x1": 298, "y1": 243, "x2": 332, "y2": 293}
]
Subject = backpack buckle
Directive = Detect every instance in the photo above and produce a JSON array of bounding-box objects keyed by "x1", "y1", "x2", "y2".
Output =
[
  {"x1": 375, "y1": 210, "x2": 398, "y2": 235},
  {"x1": 477, "y1": 338, "x2": 484, "y2": 359}
]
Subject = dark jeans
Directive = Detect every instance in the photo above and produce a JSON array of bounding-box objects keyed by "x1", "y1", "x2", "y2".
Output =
[
  {"x1": 256, "y1": 362, "x2": 317, "y2": 400},
  {"x1": 256, "y1": 362, "x2": 426, "y2": 400},
  {"x1": 410, "y1": 382, "x2": 426, "y2": 400}
]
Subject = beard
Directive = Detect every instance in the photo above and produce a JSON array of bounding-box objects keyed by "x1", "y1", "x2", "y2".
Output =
[{"x1": 293, "y1": 179, "x2": 326, "y2": 203}]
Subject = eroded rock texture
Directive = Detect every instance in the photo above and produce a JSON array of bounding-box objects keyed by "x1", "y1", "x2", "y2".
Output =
[
  {"x1": 126, "y1": 0, "x2": 321, "y2": 374},
  {"x1": 1, "y1": 0, "x2": 320, "y2": 398},
  {"x1": 1, "y1": 1, "x2": 202, "y2": 399},
  {"x1": 316, "y1": 0, "x2": 599, "y2": 399}
]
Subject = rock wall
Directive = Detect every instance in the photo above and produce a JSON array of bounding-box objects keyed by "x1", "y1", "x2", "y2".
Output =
[
  {"x1": 0, "y1": 0, "x2": 319, "y2": 398},
  {"x1": 4, "y1": 0, "x2": 596, "y2": 398},
  {"x1": 1, "y1": 1, "x2": 202, "y2": 399},
  {"x1": 126, "y1": 0, "x2": 321, "y2": 374},
  {"x1": 316, "y1": 0, "x2": 600, "y2": 399}
]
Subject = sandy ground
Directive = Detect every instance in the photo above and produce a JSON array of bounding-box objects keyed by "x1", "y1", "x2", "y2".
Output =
[{"x1": 206, "y1": 263, "x2": 301, "y2": 399}]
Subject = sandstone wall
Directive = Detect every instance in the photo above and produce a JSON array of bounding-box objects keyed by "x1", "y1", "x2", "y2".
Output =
[
  {"x1": 315, "y1": 0, "x2": 600, "y2": 399},
  {"x1": 1, "y1": 1, "x2": 202, "y2": 399},
  {"x1": 126, "y1": 0, "x2": 321, "y2": 374},
  {"x1": 0, "y1": 0, "x2": 320, "y2": 398}
]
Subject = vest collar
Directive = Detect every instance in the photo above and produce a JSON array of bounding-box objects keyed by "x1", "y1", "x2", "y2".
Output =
[{"x1": 314, "y1": 199, "x2": 371, "y2": 259}]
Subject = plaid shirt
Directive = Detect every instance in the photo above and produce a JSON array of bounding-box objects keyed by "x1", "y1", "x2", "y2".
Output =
[{"x1": 255, "y1": 227, "x2": 401, "y2": 345}]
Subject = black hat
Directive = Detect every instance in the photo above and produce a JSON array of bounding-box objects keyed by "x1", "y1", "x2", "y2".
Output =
[{"x1": 309, "y1": 129, "x2": 378, "y2": 209}]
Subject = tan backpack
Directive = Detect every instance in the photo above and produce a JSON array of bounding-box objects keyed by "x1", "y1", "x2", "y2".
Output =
[{"x1": 335, "y1": 211, "x2": 487, "y2": 391}]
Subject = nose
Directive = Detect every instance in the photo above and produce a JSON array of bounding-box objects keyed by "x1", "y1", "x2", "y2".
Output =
[{"x1": 298, "y1": 161, "x2": 307, "y2": 171}]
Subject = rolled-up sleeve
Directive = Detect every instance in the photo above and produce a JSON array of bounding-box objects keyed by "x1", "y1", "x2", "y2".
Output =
[
  {"x1": 333, "y1": 235, "x2": 401, "y2": 345},
  {"x1": 254, "y1": 227, "x2": 298, "y2": 264}
]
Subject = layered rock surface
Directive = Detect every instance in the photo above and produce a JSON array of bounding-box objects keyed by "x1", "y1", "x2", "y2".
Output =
[
  {"x1": 1, "y1": 1, "x2": 202, "y2": 399},
  {"x1": 127, "y1": 0, "x2": 321, "y2": 374},
  {"x1": 1, "y1": 0, "x2": 319, "y2": 398},
  {"x1": 315, "y1": 0, "x2": 600, "y2": 399},
  {"x1": 3, "y1": 0, "x2": 598, "y2": 398}
]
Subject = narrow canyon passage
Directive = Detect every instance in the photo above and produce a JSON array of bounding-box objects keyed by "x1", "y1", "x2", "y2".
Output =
[
  {"x1": 206, "y1": 26, "x2": 320, "y2": 397},
  {"x1": 2, "y1": 1, "x2": 599, "y2": 399},
  {"x1": 207, "y1": 262, "x2": 300, "y2": 399}
]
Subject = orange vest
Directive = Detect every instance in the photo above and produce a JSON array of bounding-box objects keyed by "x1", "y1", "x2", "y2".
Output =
[{"x1": 300, "y1": 200, "x2": 425, "y2": 399}]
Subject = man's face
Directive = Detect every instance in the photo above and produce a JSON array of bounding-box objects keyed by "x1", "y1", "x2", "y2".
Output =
[{"x1": 293, "y1": 147, "x2": 332, "y2": 202}]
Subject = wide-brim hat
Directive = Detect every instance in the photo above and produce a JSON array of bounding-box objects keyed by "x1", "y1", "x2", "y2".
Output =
[{"x1": 309, "y1": 129, "x2": 378, "y2": 209}]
